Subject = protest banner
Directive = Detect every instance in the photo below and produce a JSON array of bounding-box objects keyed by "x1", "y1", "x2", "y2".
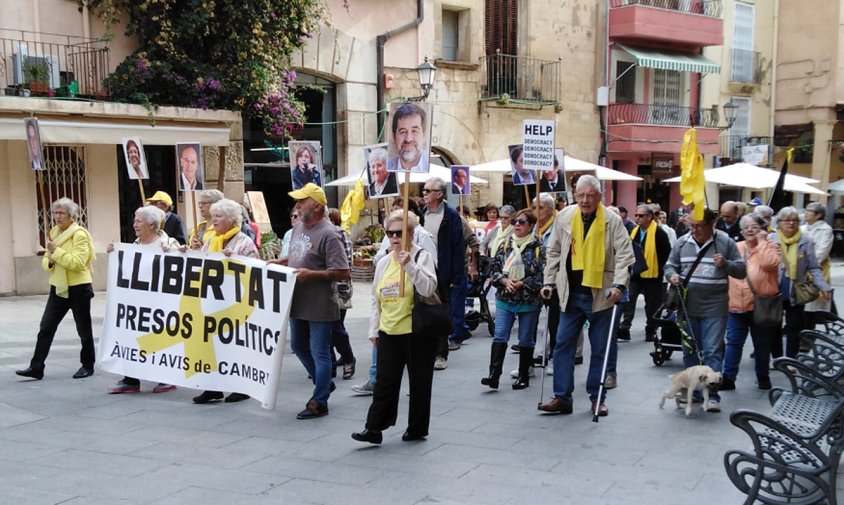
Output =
[{"x1": 98, "y1": 244, "x2": 296, "y2": 409}]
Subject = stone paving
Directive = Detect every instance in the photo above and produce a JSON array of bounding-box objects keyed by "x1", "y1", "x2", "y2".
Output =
[{"x1": 2, "y1": 264, "x2": 844, "y2": 504}]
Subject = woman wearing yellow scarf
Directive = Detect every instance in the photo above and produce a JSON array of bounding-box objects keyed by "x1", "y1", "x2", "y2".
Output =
[
  {"x1": 769, "y1": 206, "x2": 831, "y2": 358},
  {"x1": 481, "y1": 209, "x2": 545, "y2": 391},
  {"x1": 16, "y1": 198, "x2": 96, "y2": 381},
  {"x1": 480, "y1": 205, "x2": 515, "y2": 257},
  {"x1": 188, "y1": 189, "x2": 225, "y2": 250},
  {"x1": 192, "y1": 198, "x2": 259, "y2": 405}
]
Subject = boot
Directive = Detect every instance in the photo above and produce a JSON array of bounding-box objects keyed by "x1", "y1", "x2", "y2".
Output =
[
  {"x1": 513, "y1": 346, "x2": 534, "y2": 390},
  {"x1": 481, "y1": 342, "x2": 507, "y2": 389}
]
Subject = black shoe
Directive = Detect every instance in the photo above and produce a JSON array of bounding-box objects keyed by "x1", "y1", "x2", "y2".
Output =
[
  {"x1": 72, "y1": 367, "x2": 94, "y2": 379},
  {"x1": 225, "y1": 392, "x2": 249, "y2": 403},
  {"x1": 512, "y1": 379, "x2": 529, "y2": 390},
  {"x1": 645, "y1": 334, "x2": 655, "y2": 342},
  {"x1": 720, "y1": 378, "x2": 736, "y2": 391},
  {"x1": 574, "y1": 356, "x2": 584, "y2": 365},
  {"x1": 616, "y1": 328, "x2": 631, "y2": 341},
  {"x1": 330, "y1": 381, "x2": 336, "y2": 393},
  {"x1": 351, "y1": 428, "x2": 382, "y2": 444},
  {"x1": 15, "y1": 367, "x2": 43, "y2": 380},
  {"x1": 193, "y1": 391, "x2": 224, "y2": 404},
  {"x1": 297, "y1": 400, "x2": 328, "y2": 419},
  {"x1": 402, "y1": 430, "x2": 426, "y2": 442},
  {"x1": 342, "y1": 359, "x2": 356, "y2": 380},
  {"x1": 757, "y1": 376, "x2": 772, "y2": 390}
]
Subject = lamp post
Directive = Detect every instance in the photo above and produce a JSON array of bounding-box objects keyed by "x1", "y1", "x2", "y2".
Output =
[
  {"x1": 409, "y1": 56, "x2": 436, "y2": 102},
  {"x1": 722, "y1": 98, "x2": 739, "y2": 130}
]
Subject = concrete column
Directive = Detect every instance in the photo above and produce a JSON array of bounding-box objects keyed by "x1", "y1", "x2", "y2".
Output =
[{"x1": 812, "y1": 120, "x2": 837, "y2": 205}]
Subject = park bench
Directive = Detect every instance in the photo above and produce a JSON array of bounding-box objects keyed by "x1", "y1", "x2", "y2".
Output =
[{"x1": 724, "y1": 355, "x2": 844, "y2": 505}]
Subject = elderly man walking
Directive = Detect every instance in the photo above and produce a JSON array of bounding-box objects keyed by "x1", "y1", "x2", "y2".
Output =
[
  {"x1": 538, "y1": 175, "x2": 634, "y2": 416},
  {"x1": 279, "y1": 183, "x2": 351, "y2": 419},
  {"x1": 664, "y1": 208, "x2": 745, "y2": 412}
]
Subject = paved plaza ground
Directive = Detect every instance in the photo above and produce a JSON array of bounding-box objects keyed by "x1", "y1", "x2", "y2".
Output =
[{"x1": 2, "y1": 263, "x2": 844, "y2": 504}]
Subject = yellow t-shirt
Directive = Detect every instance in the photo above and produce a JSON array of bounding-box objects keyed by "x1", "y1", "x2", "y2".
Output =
[{"x1": 377, "y1": 257, "x2": 414, "y2": 335}]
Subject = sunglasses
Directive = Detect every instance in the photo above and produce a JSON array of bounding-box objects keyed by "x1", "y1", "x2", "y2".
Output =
[
  {"x1": 422, "y1": 188, "x2": 441, "y2": 194},
  {"x1": 635, "y1": 213, "x2": 649, "y2": 218},
  {"x1": 386, "y1": 229, "x2": 403, "y2": 238},
  {"x1": 513, "y1": 217, "x2": 530, "y2": 225}
]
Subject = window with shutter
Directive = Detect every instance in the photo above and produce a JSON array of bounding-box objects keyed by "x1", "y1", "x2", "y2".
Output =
[{"x1": 484, "y1": 0, "x2": 518, "y2": 97}]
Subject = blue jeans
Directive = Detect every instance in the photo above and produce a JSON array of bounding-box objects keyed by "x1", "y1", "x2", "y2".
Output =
[
  {"x1": 368, "y1": 345, "x2": 378, "y2": 384},
  {"x1": 289, "y1": 318, "x2": 334, "y2": 406},
  {"x1": 724, "y1": 312, "x2": 773, "y2": 381},
  {"x1": 492, "y1": 304, "x2": 540, "y2": 347},
  {"x1": 607, "y1": 290, "x2": 628, "y2": 376},
  {"x1": 552, "y1": 292, "x2": 614, "y2": 404},
  {"x1": 682, "y1": 315, "x2": 727, "y2": 401}
]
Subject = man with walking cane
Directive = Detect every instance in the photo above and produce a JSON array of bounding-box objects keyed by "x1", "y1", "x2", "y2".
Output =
[{"x1": 538, "y1": 175, "x2": 634, "y2": 416}]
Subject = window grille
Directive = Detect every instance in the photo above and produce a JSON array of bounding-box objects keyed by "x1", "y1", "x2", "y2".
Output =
[{"x1": 35, "y1": 145, "x2": 89, "y2": 247}]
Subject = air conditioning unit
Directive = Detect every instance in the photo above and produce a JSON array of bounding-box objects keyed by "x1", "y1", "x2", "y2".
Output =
[{"x1": 12, "y1": 51, "x2": 61, "y2": 88}]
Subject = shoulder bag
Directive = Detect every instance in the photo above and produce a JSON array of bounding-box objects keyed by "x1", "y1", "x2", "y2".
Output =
[
  {"x1": 411, "y1": 249, "x2": 452, "y2": 338},
  {"x1": 664, "y1": 239, "x2": 714, "y2": 310},
  {"x1": 744, "y1": 250, "x2": 783, "y2": 327}
]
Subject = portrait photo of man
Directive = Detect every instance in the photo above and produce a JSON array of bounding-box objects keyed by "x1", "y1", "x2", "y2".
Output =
[
  {"x1": 365, "y1": 144, "x2": 398, "y2": 198},
  {"x1": 509, "y1": 144, "x2": 534, "y2": 186},
  {"x1": 122, "y1": 137, "x2": 149, "y2": 180},
  {"x1": 289, "y1": 141, "x2": 323, "y2": 190},
  {"x1": 177, "y1": 143, "x2": 204, "y2": 191},
  {"x1": 386, "y1": 102, "x2": 432, "y2": 173},
  {"x1": 25, "y1": 117, "x2": 43, "y2": 170},
  {"x1": 451, "y1": 165, "x2": 470, "y2": 195},
  {"x1": 539, "y1": 148, "x2": 566, "y2": 194}
]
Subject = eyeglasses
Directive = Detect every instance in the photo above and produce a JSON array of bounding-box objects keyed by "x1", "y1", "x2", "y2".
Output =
[
  {"x1": 500, "y1": 215, "x2": 512, "y2": 220},
  {"x1": 386, "y1": 229, "x2": 403, "y2": 238},
  {"x1": 51, "y1": 211, "x2": 68, "y2": 215},
  {"x1": 779, "y1": 219, "x2": 799, "y2": 224},
  {"x1": 742, "y1": 225, "x2": 762, "y2": 231},
  {"x1": 574, "y1": 193, "x2": 600, "y2": 200},
  {"x1": 513, "y1": 218, "x2": 530, "y2": 225},
  {"x1": 198, "y1": 201, "x2": 213, "y2": 206},
  {"x1": 635, "y1": 213, "x2": 649, "y2": 218},
  {"x1": 422, "y1": 188, "x2": 441, "y2": 194}
]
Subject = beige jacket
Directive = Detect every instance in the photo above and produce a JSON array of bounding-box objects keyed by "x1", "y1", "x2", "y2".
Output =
[
  {"x1": 543, "y1": 204, "x2": 635, "y2": 313},
  {"x1": 369, "y1": 244, "x2": 438, "y2": 338}
]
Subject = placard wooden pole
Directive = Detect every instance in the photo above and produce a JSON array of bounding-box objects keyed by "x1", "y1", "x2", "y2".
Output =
[
  {"x1": 189, "y1": 191, "x2": 197, "y2": 229},
  {"x1": 137, "y1": 179, "x2": 146, "y2": 202},
  {"x1": 458, "y1": 194, "x2": 463, "y2": 216},
  {"x1": 399, "y1": 170, "x2": 411, "y2": 297},
  {"x1": 523, "y1": 185, "x2": 530, "y2": 211},
  {"x1": 535, "y1": 170, "x2": 541, "y2": 207},
  {"x1": 217, "y1": 146, "x2": 227, "y2": 192},
  {"x1": 36, "y1": 170, "x2": 48, "y2": 245}
]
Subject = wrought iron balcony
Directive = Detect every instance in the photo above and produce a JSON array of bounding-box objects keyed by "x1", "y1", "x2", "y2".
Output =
[
  {"x1": 0, "y1": 28, "x2": 110, "y2": 98},
  {"x1": 609, "y1": 0, "x2": 723, "y2": 18},
  {"x1": 730, "y1": 49, "x2": 762, "y2": 85},
  {"x1": 480, "y1": 51, "x2": 561, "y2": 104},
  {"x1": 720, "y1": 135, "x2": 773, "y2": 164},
  {"x1": 608, "y1": 103, "x2": 720, "y2": 128}
]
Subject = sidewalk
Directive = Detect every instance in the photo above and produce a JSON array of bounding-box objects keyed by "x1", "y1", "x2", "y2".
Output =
[{"x1": 2, "y1": 263, "x2": 844, "y2": 504}]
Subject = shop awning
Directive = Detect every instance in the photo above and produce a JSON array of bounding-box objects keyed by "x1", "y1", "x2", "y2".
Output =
[
  {"x1": 617, "y1": 44, "x2": 720, "y2": 74},
  {"x1": 0, "y1": 117, "x2": 232, "y2": 146}
]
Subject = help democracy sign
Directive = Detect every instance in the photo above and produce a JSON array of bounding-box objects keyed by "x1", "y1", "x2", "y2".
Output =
[{"x1": 522, "y1": 119, "x2": 556, "y2": 171}]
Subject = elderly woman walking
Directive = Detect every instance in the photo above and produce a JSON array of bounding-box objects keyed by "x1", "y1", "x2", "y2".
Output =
[
  {"x1": 481, "y1": 209, "x2": 545, "y2": 390},
  {"x1": 769, "y1": 206, "x2": 832, "y2": 358},
  {"x1": 16, "y1": 198, "x2": 96, "y2": 380},
  {"x1": 722, "y1": 214, "x2": 781, "y2": 391},
  {"x1": 351, "y1": 210, "x2": 438, "y2": 444},
  {"x1": 191, "y1": 198, "x2": 259, "y2": 404},
  {"x1": 801, "y1": 202, "x2": 835, "y2": 330},
  {"x1": 105, "y1": 206, "x2": 180, "y2": 393}
]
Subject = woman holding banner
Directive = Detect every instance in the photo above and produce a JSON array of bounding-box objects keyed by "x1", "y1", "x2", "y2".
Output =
[
  {"x1": 16, "y1": 198, "x2": 96, "y2": 381},
  {"x1": 188, "y1": 189, "x2": 225, "y2": 249},
  {"x1": 192, "y1": 198, "x2": 259, "y2": 404},
  {"x1": 105, "y1": 206, "x2": 180, "y2": 394},
  {"x1": 351, "y1": 210, "x2": 438, "y2": 444}
]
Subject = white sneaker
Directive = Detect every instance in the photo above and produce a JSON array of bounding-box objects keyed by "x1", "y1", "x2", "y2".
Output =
[
  {"x1": 546, "y1": 364, "x2": 554, "y2": 376},
  {"x1": 705, "y1": 399, "x2": 721, "y2": 413},
  {"x1": 510, "y1": 367, "x2": 535, "y2": 379},
  {"x1": 434, "y1": 357, "x2": 448, "y2": 370},
  {"x1": 351, "y1": 381, "x2": 374, "y2": 395}
]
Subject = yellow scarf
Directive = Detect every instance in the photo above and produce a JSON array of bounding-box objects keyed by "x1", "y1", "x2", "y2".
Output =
[
  {"x1": 208, "y1": 226, "x2": 240, "y2": 252},
  {"x1": 631, "y1": 222, "x2": 658, "y2": 278},
  {"x1": 777, "y1": 229, "x2": 801, "y2": 280},
  {"x1": 189, "y1": 221, "x2": 216, "y2": 246},
  {"x1": 536, "y1": 210, "x2": 557, "y2": 239},
  {"x1": 49, "y1": 222, "x2": 94, "y2": 298},
  {"x1": 490, "y1": 224, "x2": 513, "y2": 257},
  {"x1": 571, "y1": 204, "x2": 606, "y2": 288}
]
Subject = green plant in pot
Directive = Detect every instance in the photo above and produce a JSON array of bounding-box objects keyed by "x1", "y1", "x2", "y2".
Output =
[{"x1": 23, "y1": 59, "x2": 50, "y2": 96}]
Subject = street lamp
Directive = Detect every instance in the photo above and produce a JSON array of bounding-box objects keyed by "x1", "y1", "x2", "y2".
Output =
[
  {"x1": 722, "y1": 98, "x2": 739, "y2": 130},
  {"x1": 411, "y1": 56, "x2": 436, "y2": 101}
]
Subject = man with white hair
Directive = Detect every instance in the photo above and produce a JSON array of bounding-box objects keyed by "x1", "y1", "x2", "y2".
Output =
[{"x1": 538, "y1": 175, "x2": 634, "y2": 416}]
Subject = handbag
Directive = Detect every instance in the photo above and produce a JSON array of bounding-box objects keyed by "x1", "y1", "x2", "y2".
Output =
[
  {"x1": 410, "y1": 249, "x2": 452, "y2": 337},
  {"x1": 794, "y1": 273, "x2": 821, "y2": 305},
  {"x1": 744, "y1": 251, "x2": 783, "y2": 327}
]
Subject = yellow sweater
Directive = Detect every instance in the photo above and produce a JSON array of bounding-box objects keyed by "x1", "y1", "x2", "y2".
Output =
[{"x1": 42, "y1": 228, "x2": 94, "y2": 287}]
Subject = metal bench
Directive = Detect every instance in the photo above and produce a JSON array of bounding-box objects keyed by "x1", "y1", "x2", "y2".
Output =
[{"x1": 724, "y1": 358, "x2": 844, "y2": 505}]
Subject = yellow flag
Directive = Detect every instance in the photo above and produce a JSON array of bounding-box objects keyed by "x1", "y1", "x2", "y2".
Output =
[
  {"x1": 680, "y1": 128, "x2": 705, "y2": 220},
  {"x1": 340, "y1": 179, "x2": 366, "y2": 233}
]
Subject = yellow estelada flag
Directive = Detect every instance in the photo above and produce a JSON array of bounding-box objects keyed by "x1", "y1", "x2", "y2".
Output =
[
  {"x1": 680, "y1": 128, "x2": 705, "y2": 220},
  {"x1": 340, "y1": 179, "x2": 366, "y2": 233}
]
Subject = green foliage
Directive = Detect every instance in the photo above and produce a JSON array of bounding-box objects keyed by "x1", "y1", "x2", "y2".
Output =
[
  {"x1": 258, "y1": 231, "x2": 282, "y2": 261},
  {"x1": 78, "y1": 0, "x2": 330, "y2": 139}
]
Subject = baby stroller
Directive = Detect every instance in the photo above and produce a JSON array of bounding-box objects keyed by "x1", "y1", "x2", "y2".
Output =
[
  {"x1": 650, "y1": 284, "x2": 686, "y2": 366},
  {"x1": 464, "y1": 255, "x2": 495, "y2": 337}
]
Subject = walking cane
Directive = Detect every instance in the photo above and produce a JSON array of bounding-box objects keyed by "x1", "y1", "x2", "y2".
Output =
[
  {"x1": 537, "y1": 303, "x2": 552, "y2": 407},
  {"x1": 593, "y1": 290, "x2": 618, "y2": 423}
]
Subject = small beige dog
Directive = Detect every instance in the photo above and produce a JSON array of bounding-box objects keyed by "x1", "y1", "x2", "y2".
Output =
[{"x1": 659, "y1": 365, "x2": 722, "y2": 416}]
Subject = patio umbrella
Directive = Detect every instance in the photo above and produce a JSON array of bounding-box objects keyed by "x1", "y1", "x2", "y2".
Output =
[
  {"x1": 827, "y1": 179, "x2": 844, "y2": 193},
  {"x1": 326, "y1": 164, "x2": 487, "y2": 187},
  {"x1": 471, "y1": 155, "x2": 643, "y2": 181},
  {"x1": 663, "y1": 163, "x2": 826, "y2": 196}
]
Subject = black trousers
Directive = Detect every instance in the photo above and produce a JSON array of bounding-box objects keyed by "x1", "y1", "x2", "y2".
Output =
[
  {"x1": 331, "y1": 310, "x2": 355, "y2": 365},
  {"x1": 30, "y1": 284, "x2": 95, "y2": 372},
  {"x1": 620, "y1": 278, "x2": 664, "y2": 337},
  {"x1": 775, "y1": 301, "x2": 809, "y2": 359},
  {"x1": 366, "y1": 331, "x2": 437, "y2": 436}
]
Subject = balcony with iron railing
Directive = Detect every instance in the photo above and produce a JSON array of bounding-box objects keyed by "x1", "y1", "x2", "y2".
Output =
[
  {"x1": 0, "y1": 28, "x2": 110, "y2": 98},
  {"x1": 480, "y1": 51, "x2": 561, "y2": 105},
  {"x1": 719, "y1": 134, "x2": 774, "y2": 164},
  {"x1": 607, "y1": 102, "x2": 722, "y2": 153},
  {"x1": 730, "y1": 49, "x2": 762, "y2": 86},
  {"x1": 609, "y1": 0, "x2": 724, "y2": 47}
]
